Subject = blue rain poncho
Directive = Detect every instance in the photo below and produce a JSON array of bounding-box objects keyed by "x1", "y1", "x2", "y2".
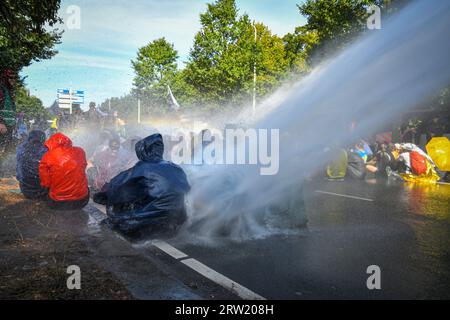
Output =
[{"x1": 94, "y1": 134, "x2": 190, "y2": 233}]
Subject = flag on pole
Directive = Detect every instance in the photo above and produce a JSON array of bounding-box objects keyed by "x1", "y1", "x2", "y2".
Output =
[{"x1": 167, "y1": 85, "x2": 180, "y2": 111}]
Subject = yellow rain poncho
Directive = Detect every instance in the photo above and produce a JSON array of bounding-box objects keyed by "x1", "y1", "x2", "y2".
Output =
[
  {"x1": 326, "y1": 148, "x2": 348, "y2": 179},
  {"x1": 50, "y1": 117, "x2": 58, "y2": 130},
  {"x1": 426, "y1": 137, "x2": 450, "y2": 172}
]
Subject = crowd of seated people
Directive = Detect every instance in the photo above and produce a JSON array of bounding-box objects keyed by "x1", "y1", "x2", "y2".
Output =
[
  {"x1": 326, "y1": 136, "x2": 448, "y2": 183},
  {"x1": 14, "y1": 125, "x2": 190, "y2": 238}
]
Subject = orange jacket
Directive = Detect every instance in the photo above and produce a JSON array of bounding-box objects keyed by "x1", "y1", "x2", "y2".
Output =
[{"x1": 39, "y1": 133, "x2": 88, "y2": 201}]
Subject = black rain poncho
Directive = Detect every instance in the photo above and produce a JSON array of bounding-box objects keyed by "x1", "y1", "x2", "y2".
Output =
[
  {"x1": 94, "y1": 133, "x2": 190, "y2": 233},
  {"x1": 16, "y1": 130, "x2": 48, "y2": 199}
]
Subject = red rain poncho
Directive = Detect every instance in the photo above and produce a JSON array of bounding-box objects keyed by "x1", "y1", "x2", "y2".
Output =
[{"x1": 39, "y1": 133, "x2": 89, "y2": 201}]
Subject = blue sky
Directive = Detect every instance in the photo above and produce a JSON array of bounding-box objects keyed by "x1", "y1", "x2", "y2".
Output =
[{"x1": 22, "y1": 0, "x2": 306, "y2": 109}]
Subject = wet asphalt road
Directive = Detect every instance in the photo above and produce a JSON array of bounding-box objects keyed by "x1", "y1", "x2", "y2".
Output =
[{"x1": 164, "y1": 178, "x2": 450, "y2": 299}]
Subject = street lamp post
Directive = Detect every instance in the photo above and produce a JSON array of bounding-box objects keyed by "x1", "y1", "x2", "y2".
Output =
[{"x1": 253, "y1": 23, "x2": 257, "y2": 116}]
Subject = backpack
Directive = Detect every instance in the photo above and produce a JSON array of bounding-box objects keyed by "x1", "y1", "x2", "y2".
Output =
[{"x1": 410, "y1": 151, "x2": 427, "y2": 175}]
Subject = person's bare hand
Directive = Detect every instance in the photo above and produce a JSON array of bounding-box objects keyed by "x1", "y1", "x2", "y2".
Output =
[
  {"x1": 0, "y1": 123, "x2": 7, "y2": 134},
  {"x1": 86, "y1": 161, "x2": 94, "y2": 169}
]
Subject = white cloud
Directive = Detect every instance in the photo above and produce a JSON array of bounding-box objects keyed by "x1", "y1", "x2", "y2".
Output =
[{"x1": 59, "y1": 0, "x2": 205, "y2": 58}]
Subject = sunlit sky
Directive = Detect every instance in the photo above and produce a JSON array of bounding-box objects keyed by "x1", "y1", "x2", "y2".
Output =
[{"x1": 21, "y1": 0, "x2": 306, "y2": 108}]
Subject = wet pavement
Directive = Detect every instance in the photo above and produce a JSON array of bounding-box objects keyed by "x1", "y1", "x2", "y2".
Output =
[
  {"x1": 166, "y1": 178, "x2": 450, "y2": 299},
  {"x1": 2, "y1": 176, "x2": 450, "y2": 299},
  {"x1": 0, "y1": 178, "x2": 237, "y2": 300}
]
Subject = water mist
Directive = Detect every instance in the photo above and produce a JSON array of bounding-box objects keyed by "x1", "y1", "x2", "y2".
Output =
[{"x1": 181, "y1": 0, "x2": 450, "y2": 242}]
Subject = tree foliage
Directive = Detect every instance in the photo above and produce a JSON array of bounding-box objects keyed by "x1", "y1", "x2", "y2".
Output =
[
  {"x1": 132, "y1": 38, "x2": 178, "y2": 106},
  {"x1": 283, "y1": 26, "x2": 318, "y2": 77},
  {"x1": 183, "y1": 0, "x2": 252, "y2": 109},
  {"x1": 15, "y1": 85, "x2": 49, "y2": 120},
  {"x1": 183, "y1": 0, "x2": 291, "y2": 110},
  {"x1": 297, "y1": 0, "x2": 408, "y2": 64},
  {"x1": 0, "y1": 0, "x2": 63, "y2": 73},
  {"x1": 110, "y1": 0, "x2": 420, "y2": 118},
  {"x1": 128, "y1": 0, "x2": 295, "y2": 113},
  {"x1": 298, "y1": 0, "x2": 379, "y2": 63}
]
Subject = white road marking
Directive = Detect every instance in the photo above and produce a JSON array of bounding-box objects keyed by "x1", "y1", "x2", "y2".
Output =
[
  {"x1": 437, "y1": 182, "x2": 450, "y2": 186},
  {"x1": 152, "y1": 240, "x2": 188, "y2": 260},
  {"x1": 87, "y1": 203, "x2": 266, "y2": 300},
  {"x1": 181, "y1": 258, "x2": 266, "y2": 300},
  {"x1": 315, "y1": 190, "x2": 374, "y2": 202}
]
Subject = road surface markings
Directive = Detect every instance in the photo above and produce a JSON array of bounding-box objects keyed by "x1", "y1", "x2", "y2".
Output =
[
  {"x1": 315, "y1": 190, "x2": 374, "y2": 202},
  {"x1": 151, "y1": 240, "x2": 188, "y2": 260},
  {"x1": 437, "y1": 182, "x2": 450, "y2": 185},
  {"x1": 87, "y1": 203, "x2": 266, "y2": 300},
  {"x1": 181, "y1": 258, "x2": 266, "y2": 300}
]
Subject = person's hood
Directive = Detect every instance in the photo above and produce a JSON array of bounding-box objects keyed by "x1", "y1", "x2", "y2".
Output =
[
  {"x1": 27, "y1": 130, "x2": 46, "y2": 144},
  {"x1": 135, "y1": 133, "x2": 164, "y2": 162},
  {"x1": 45, "y1": 132, "x2": 73, "y2": 151}
]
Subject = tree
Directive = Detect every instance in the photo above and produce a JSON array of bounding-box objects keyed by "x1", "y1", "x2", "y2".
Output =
[
  {"x1": 14, "y1": 85, "x2": 49, "y2": 120},
  {"x1": 283, "y1": 26, "x2": 319, "y2": 76},
  {"x1": 298, "y1": 0, "x2": 378, "y2": 63},
  {"x1": 244, "y1": 23, "x2": 289, "y2": 98},
  {"x1": 297, "y1": 0, "x2": 407, "y2": 65},
  {"x1": 184, "y1": 0, "x2": 249, "y2": 108},
  {"x1": 0, "y1": 0, "x2": 62, "y2": 72},
  {"x1": 131, "y1": 38, "x2": 179, "y2": 112},
  {"x1": 184, "y1": 0, "x2": 290, "y2": 110}
]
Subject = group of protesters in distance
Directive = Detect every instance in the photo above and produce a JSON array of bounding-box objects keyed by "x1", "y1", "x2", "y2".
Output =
[
  {"x1": 325, "y1": 115, "x2": 450, "y2": 183},
  {"x1": 47, "y1": 102, "x2": 126, "y2": 137}
]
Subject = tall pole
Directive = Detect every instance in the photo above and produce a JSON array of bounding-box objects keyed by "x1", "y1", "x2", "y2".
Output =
[
  {"x1": 253, "y1": 23, "x2": 257, "y2": 116},
  {"x1": 137, "y1": 98, "x2": 141, "y2": 124}
]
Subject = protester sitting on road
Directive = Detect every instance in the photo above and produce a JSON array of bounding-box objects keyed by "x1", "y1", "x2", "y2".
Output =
[
  {"x1": 89, "y1": 129, "x2": 118, "y2": 159},
  {"x1": 395, "y1": 143, "x2": 440, "y2": 183},
  {"x1": 88, "y1": 138, "x2": 129, "y2": 192},
  {"x1": 389, "y1": 143, "x2": 400, "y2": 160},
  {"x1": 16, "y1": 130, "x2": 49, "y2": 199},
  {"x1": 361, "y1": 139, "x2": 374, "y2": 160},
  {"x1": 347, "y1": 147, "x2": 367, "y2": 180},
  {"x1": 375, "y1": 144, "x2": 398, "y2": 177},
  {"x1": 401, "y1": 143, "x2": 436, "y2": 167},
  {"x1": 349, "y1": 141, "x2": 378, "y2": 179},
  {"x1": 325, "y1": 143, "x2": 348, "y2": 181},
  {"x1": 397, "y1": 146, "x2": 412, "y2": 174},
  {"x1": 93, "y1": 133, "x2": 190, "y2": 236},
  {"x1": 39, "y1": 133, "x2": 89, "y2": 210}
]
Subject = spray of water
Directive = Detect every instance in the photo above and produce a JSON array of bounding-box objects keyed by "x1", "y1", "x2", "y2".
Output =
[{"x1": 179, "y1": 0, "x2": 450, "y2": 243}]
